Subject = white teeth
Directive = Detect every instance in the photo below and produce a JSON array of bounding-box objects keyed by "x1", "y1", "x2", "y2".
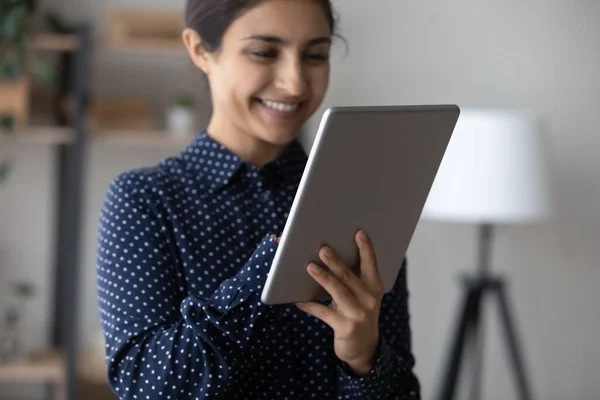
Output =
[{"x1": 262, "y1": 100, "x2": 299, "y2": 112}]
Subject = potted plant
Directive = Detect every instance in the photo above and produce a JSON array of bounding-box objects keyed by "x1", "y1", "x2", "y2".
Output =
[
  {"x1": 0, "y1": 0, "x2": 39, "y2": 128},
  {"x1": 166, "y1": 93, "x2": 196, "y2": 136},
  {"x1": 0, "y1": 281, "x2": 36, "y2": 363},
  {"x1": 0, "y1": 115, "x2": 14, "y2": 185}
]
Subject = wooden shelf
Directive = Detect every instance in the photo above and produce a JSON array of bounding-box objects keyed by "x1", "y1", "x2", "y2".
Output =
[
  {"x1": 11, "y1": 126, "x2": 197, "y2": 148},
  {"x1": 78, "y1": 351, "x2": 108, "y2": 385},
  {"x1": 103, "y1": 40, "x2": 187, "y2": 55},
  {"x1": 15, "y1": 126, "x2": 75, "y2": 144},
  {"x1": 0, "y1": 351, "x2": 64, "y2": 383},
  {"x1": 93, "y1": 129, "x2": 196, "y2": 148},
  {"x1": 104, "y1": 9, "x2": 186, "y2": 56},
  {"x1": 0, "y1": 350, "x2": 109, "y2": 384},
  {"x1": 29, "y1": 34, "x2": 80, "y2": 52}
]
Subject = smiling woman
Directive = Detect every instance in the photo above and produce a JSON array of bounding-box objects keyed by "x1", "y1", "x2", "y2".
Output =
[
  {"x1": 96, "y1": 1, "x2": 421, "y2": 399},
  {"x1": 182, "y1": 0, "x2": 333, "y2": 166}
]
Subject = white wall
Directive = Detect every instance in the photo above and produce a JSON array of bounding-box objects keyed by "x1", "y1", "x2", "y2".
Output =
[
  {"x1": 0, "y1": 0, "x2": 598, "y2": 399},
  {"x1": 302, "y1": 1, "x2": 600, "y2": 399}
]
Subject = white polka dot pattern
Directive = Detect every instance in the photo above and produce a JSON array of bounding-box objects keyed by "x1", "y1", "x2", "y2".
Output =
[{"x1": 96, "y1": 131, "x2": 420, "y2": 399}]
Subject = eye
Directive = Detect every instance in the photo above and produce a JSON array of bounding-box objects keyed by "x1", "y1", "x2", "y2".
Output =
[
  {"x1": 304, "y1": 53, "x2": 329, "y2": 62},
  {"x1": 251, "y1": 49, "x2": 278, "y2": 59}
]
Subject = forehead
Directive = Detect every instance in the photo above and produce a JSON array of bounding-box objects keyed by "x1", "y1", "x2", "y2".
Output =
[{"x1": 226, "y1": 0, "x2": 331, "y2": 40}]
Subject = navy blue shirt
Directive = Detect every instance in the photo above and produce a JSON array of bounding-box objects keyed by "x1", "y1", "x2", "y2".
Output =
[{"x1": 96, "y1": 131, "x2": 420, "y2": 399}]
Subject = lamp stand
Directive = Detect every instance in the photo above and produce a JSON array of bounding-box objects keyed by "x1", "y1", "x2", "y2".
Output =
[{"x1": 436, "y1": 224, "x2": 534, "y2": 400}]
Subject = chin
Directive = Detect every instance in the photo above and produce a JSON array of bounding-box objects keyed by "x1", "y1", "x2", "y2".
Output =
[
  {"x1": 251, "y1": 97, "x2": 313, "y2": 145},
  {"x1": 261, "y1": 126, "x2": 301, "y2": 146}
]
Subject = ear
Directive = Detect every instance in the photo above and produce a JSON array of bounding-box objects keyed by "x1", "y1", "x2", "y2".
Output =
[{"x1": 182, "y1": 28, "x2": 211, "y2": 75}]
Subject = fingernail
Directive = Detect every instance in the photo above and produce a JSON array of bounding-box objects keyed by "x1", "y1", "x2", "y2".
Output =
[
  {"x1": 358, "y1": 229, "x2": 367, "y2": 241},
  {"x1": 321, "y1": 247, "x2": 331, "y2": 259},
  {"x1": 308, "y1": 263, "x2": 322, "y2": 275}
]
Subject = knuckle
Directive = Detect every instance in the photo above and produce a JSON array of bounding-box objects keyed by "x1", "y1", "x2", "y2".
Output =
[
  {"x1": 352, "y1": 310, "x2": 369, "y2": 324},
  {"x1": 362, "y1": 252, "x2": 376, "y2": 267},
  {"x1": 338, "y1": 268, "x2": 353, "y2": 283},
  {"x1": 340, "y1": 287, "x2": 353, "y2": 302},
  {"x1": 364, "y1": 296, "x2": 378, "y2": 311},
  {"x1": 341, "y1": 320, "x2": 356, "y2": 336},
  {"x1": 369, "y1": 254, "x2": 378, "y2": 266}
]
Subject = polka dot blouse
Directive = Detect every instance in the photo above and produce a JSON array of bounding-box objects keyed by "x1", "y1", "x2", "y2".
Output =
[{"x1": 96, "y1": 131, "x2": 420, "y2": 399}]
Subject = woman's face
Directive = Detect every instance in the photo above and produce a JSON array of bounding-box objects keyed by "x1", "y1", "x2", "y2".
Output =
[{"x1": 188, "y1": 0, "x2": 331, "y2": 149}]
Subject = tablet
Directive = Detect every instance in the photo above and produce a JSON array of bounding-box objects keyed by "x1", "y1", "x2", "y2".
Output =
[{"x1": 260, "y1": 105, "x2": 460, "y2": 305}]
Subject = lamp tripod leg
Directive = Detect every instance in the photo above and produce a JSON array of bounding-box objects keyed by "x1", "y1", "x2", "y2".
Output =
[
  {"x1": 468, "y1": 284, "x2": 486, "y2": 400},
  {"x1": 437, "y1": 282, "x2": 481, "y2": 400},
  {"x1": 494, "y1": 281, "x2": 534, "y2": 400}
]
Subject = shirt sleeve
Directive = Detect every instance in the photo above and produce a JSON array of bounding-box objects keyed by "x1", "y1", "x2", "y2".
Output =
[
  {"x1": 336, "y1": 259, "x2": 421, "y2": 399},
  {"x1": 96, "y1": 174, "x2": 278, "y2": 400}
]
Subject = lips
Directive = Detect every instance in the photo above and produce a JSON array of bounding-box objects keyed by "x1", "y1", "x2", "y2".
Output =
[{"x1": 259, "y1": 99, "x2": 301, "y2": 113}]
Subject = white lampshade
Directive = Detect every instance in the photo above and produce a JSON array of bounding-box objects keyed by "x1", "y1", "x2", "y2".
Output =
[{"x1": 422, "y1": 108, "x2": 551, "y2": 224}]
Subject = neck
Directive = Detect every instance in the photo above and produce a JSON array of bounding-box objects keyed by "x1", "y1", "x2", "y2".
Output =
[{"x1": 207, "y1": 115, "x2": 286, "y2": 168}]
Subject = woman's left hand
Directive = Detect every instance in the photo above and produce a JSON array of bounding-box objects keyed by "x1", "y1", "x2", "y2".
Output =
[{"x1": 296, "y1": 229, "x2": 385, "y2": 376}]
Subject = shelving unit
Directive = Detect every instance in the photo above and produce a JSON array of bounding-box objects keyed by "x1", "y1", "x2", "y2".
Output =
[
  {"x1": 13, "y1": 126, "x2": 196, "y2": 148},
  {"x1": 29, "y1": 34, "x2": 81, "y2": 52},
  {"x1": 15, "y1": 126, "x2": 75, "y2": 144},
  {"x1": 3, "y1": 24, "x2": 197, "y2": 400},
  {"x1": 1, "y1": 28, "x2": 94, "y2": 400},
  {"x1": 93, "y1": 129, "x2": 195, "y2": 148},
  {"x1": 103, "y1": 40, "x2": 187, "y2": 55},
  {"x1": 0, "y1": 350, "x2": 111, "y2": 399},
  {"x1": 0, "y1": 351, "x2": 64, "y2": 382},
  {"x1": 0, "y1": 352, "x2": 65, "y2": 400},
  {"x1": 104, "y1": 9, "x2": 186, "y2": 56}
]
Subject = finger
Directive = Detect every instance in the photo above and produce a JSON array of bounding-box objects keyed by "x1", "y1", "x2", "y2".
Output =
[
  {"x1": 307, "y1": 263, "x2": 360, "y2": 309},
  {"x1": 319, "y1": 246, "x2": 372, "y2": 304},
  {"x1": 296, "y1": 301, "x2": 343, "y2": 328},
  {"x1": 356, "y1": 230, "x2": 385, "y2": 295}
]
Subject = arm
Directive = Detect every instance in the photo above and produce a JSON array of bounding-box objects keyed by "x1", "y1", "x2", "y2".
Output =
[
  {"x1": 336, "y1": 260, "x2": 421, "y2": 399},
  {"x1": 96, "y1": 174, "x2": 277, "y2": 399}
]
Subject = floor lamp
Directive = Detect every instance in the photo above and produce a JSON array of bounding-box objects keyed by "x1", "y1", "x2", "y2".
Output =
[{"x1": 421, "y1": 108, "x2": 551, "y2": 400}]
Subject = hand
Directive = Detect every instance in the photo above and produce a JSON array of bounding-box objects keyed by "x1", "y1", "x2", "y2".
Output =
[{"x1": 296, "y1": 229, "x2": 385, "y2": 376}]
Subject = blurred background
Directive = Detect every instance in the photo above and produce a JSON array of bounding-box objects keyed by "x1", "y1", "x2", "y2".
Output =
[{"x1": 0, "y1": 0, "x2": 598, "y2": 399}]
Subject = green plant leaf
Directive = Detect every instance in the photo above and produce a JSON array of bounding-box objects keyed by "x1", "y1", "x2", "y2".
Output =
[
  {"x1": 12, "y1": 281, "x2": 36, "y2": 298},
  {"x1": 0, "y1": 114, "x2": 15, "y2": 131},
  {"x1": 5, "y1": 305, "x2": 20, "y2": 327},
  {"x1": 44, "y1": 10, "x2": 73, "y2": 34},
  {"x1": 0, "y1": 161, "x2": 11, "y2": 184},
  {"x1": 24, "y1": 0, "x2": 39, "y2": 13},
  {"x1": 34, "y1": 62, "x2": 58, "y2": 85},
  {"x1": 0, "y1": 59, "x2": 21, "y2": 80},
  {"x1": 174, "y1": 94, "x2": 194, "y2": 108},
  {"x1": 0, "y1": 5, "x2": 28, "y2": 43}
]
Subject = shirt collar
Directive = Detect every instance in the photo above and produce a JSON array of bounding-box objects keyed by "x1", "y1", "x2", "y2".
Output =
[{"x1": 180, "y1": 130, "x2": 307, "y2": 192}]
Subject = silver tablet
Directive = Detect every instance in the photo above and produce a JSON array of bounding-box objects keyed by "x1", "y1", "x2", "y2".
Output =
[{"x1": 261, "y1": 105, "x2": 460, "y2": 305}]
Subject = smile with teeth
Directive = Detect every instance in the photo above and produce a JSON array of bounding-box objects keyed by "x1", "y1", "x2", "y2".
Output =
[{"x1": 260, "y1": 99, "x2": 300, "y2": 112}]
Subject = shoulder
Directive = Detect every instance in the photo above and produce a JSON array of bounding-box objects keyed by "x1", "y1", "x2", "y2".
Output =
[{"x1": 103, "y1": 156, "x2": 187, "y2": 211}]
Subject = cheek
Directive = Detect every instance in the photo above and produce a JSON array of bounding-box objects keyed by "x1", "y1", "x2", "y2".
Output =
[
  {"x1": 228, "y1": 62, "x2": 271, "y2": 102},
  {"x1": 310, "y1": 66, "x2": 331, "y2": 100}
]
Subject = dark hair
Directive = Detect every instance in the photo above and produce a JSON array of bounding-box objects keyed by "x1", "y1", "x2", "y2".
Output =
[{"x1": 185, "y1": 0, "x2": 338, "y2": 53}]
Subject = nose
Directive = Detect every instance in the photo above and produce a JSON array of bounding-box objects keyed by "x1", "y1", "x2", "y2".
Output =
[{"x1": 274, "y1": 57, "x2": 306, "y2": 98}]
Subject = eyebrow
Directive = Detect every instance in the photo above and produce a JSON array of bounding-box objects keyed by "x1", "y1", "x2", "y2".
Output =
[{"x1": 242, "y1": 35, "x2": 331, "y2": 46}]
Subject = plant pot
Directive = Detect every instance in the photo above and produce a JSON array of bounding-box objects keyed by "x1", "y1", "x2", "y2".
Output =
[
  {"x1": 0, "y1": 304, "x2": 29, "y2": 364},
  {"x1": 0, "y1": 77, "x2": 30, "y2": 128},
  {"x1": 166, "y1": 106, "x2": 195, "y2": 136}
]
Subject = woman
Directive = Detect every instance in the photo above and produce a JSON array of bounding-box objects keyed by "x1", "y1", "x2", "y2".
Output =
[{"x1": 96, "y1": 0, "x2": 420, "y2": 398}]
